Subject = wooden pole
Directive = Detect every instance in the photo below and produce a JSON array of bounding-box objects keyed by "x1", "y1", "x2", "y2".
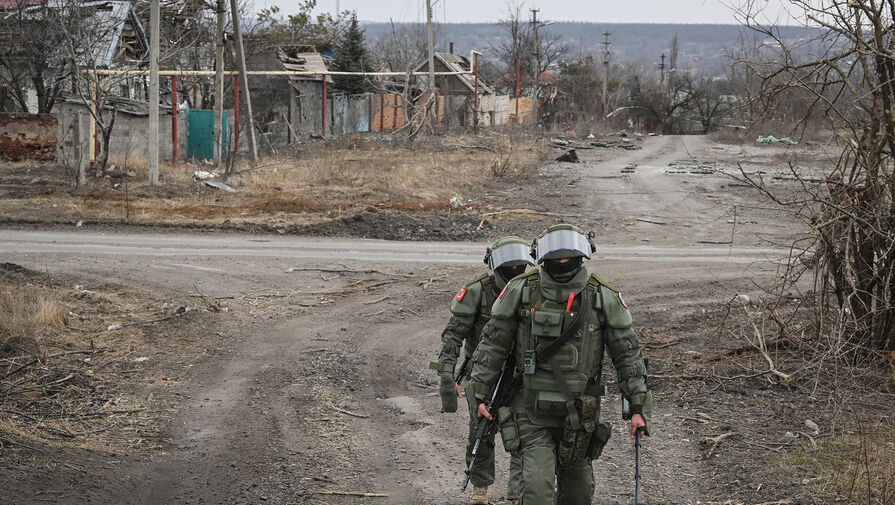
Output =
[
  {"x1": 148, "y1": 0, "x2": 159, "y2": 185},
  {"x1": 229, "y1": 0, "x2": 257, "y2": 161},
  {"x1": 89, "y1": 75, "x2": 96, "y2": 165},
  {"x1": 602, "y1": 32, "x2": 610, "y2": 122},
  {"x1": 171, "y1": 75, "x2": 177, "y2": 161},
  {"x1": 74, "y1": 111, "x2": 87, "y2": 187},
  {"x1": 515, "y1": 57, "x2": 520, "y2": 123},
  {"x1": 531, "y1": 9, "x2": 539, "y2": 124},
  {"x1": 473, "y1": 53, "x2": 479, "y2": 133},
  {"x1": 425, "y1": 0, "x2": 436, "y2": 131},
  {"x1": 322, "y1": 77, "x2": 327, "y2": 137},
  {"x1": 213, "y1": 0, "x2": 225, "y2": 167}
]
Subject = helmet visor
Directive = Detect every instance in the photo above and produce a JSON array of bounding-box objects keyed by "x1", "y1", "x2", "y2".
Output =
[
  {"x1": 489, "y1": 243, "x2": 534, "y2": 269},
  {"x1": 535, "y1": 229, "x2": 592, "y2": 263}
]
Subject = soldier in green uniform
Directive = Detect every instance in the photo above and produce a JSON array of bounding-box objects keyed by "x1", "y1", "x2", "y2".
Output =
[
  {"x1": 430, "y1": 236, "x2": 534, "y2": 505},
  {"x1": 467, "y1": 224, "x2": 652, "y2": 505}
]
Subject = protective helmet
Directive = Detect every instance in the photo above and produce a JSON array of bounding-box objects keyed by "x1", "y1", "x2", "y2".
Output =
[
  {"x1": 484, "y1": 235, "x2": 535, "y2": 270},
  {"x1": 531, "y1": 224, "x2": 596, "y2": 264}
]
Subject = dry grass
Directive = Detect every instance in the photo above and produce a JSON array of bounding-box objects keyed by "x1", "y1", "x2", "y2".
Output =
[
  {"x1": 0, "y1": 288, "x2": 68, "y2": 354},
  {"x1": 0, "y1": 132, "x2": 550, "y2": 226},
  {"x1": 773, "y1": 426, "x2": 895, "y2": 504}
]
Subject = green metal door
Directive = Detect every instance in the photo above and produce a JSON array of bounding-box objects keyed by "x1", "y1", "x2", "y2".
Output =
[{"x1": 186, "y1": 109, "x2": 227, "y2": 160}]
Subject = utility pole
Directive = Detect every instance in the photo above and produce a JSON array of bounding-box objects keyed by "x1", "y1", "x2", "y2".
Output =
[
  {"x1": 531, "y1": 8, "x2": 539, "y2": 124},
  {"x1": 602, "y1": 32, "x2": 610, "y2": 121},
  {"x1": 659, "y1": 53, "x2": 666, "y2": 84},
  {"x1": 229, "y1": 0, "x2": 257, "y2": 161},
  {"x1": 148, "y1": 0, "x2": 159, "y2": 185},
  {"x1": 213, "y1": 0, "x2": 225, "y2": 167},
  {"x1": 425, "y1": 0, "x2": 436, "y2": 129}
]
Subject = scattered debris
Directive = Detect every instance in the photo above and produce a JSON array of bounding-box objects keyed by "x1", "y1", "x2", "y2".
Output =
[
  {"x1": 310, "y1": 490, "x2": 388, "y2": 498},
  {"x1": 193, "y1": 170, "x2": 217, "y2": 180},
  {"x1": 636, "y1": 218, "x2": 667, "y2": 225},
  {"x1": 133, "y1": 357, "x2": 149, "y2": 363},
  {"x1": 804, "y1": 419, "x2": 820, "y2": 434},
  {"x1": 757, "y1": 135, "x2": 797, "y2": 145},
  {"x1": 106, "y1": 323, "x2": 122, "y2": 331},
  {"x1": 328, "y1": 403, "x2": 369, "y2": 419},
  {"x1": 703, "y1": 432, "x2": 734, "y2": 459},
  {"x1": 480, "y1": 209, "x2": 580, "y2": 219},
  {"x1": 556, "y1": 149, "x2": 579, "y2": 163},
  {"x1": 201, "y1": 180, "x2": 237, "y2": 193}
]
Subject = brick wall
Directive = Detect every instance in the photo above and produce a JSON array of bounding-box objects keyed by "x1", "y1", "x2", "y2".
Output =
[{"x1": 0, "y1": 113, "x2": 57, "y2": 160}]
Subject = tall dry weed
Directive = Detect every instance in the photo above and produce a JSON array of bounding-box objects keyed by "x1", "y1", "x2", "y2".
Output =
[{"x1": 0, "y1": 289, "x2": 68, "y2": 354}]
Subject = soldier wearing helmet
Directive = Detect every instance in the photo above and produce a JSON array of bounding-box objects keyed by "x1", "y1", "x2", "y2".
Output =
[
  {"x1": 467, "y1": 224, "x2": 653, "y2": 505},
  {"x1": 430, "y1": 235, "x2": 533, "y2": 505}
]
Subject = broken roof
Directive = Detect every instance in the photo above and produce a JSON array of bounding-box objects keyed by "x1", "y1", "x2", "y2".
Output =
[
  {"x1": 413, "y1": 52, "x2": 493, "y2": 95},
  {"x1": 277, "y1": 46, "x2": 332, "y2": 84},
  {"x1": 13, "y1": 0, "x2": 147, "y2": 68}
]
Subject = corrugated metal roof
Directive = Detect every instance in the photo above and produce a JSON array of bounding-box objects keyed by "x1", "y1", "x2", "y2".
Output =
[
  {"x1": 277, "y1": 46, "x2": 332, "y2": 84},
  {"x1": 413, "y1": 52, "x2": 493, "y2": 95}
]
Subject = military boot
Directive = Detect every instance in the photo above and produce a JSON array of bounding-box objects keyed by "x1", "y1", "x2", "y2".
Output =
[{"x1": 469, "y1": 485, "x2": 489, "y2": 504}]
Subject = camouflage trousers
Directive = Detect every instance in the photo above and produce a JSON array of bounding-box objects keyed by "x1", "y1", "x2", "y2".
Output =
[
  {"x1": 515, "y1": 412, "x2": 595, "y2": 505},
  {"x1": 467, "y1": 409, "x2": 524, "y2": 499}
]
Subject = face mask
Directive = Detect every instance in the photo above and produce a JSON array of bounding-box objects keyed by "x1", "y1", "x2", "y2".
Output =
[
  {"x1": 544, "y1": 257, "x2": 582, "y2": 281},
  {"x1": 497, "y1": 264, "x2": 526, "y2": 282}
]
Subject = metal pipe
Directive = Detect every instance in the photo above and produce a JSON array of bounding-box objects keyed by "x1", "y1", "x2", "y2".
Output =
[
  {"x1": 85, "y1": 70, "x2": 472, "y2": 77},
  {"x1": 234, "y1": 77, "x2": 240, "y2": 154}
]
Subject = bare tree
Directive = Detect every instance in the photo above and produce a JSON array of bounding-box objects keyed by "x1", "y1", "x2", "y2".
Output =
[
  {"x1": 0, "y1": 0, "x2": 75, "y2": 113},
  {"x1": 491, "y1": 1, "x2": 567, "y2": 89},
  {"x1": 735, "y1": 0, "x2": 895, "y2": 353}
]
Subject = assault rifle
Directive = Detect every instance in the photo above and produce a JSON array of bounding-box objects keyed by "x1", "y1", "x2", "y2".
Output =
[
  {"x1": 461, "y1": 353, "x2": 519, "y2": 491},
  {"x1": 455, "y1": 355, "x2": 472, "y2": 385}
]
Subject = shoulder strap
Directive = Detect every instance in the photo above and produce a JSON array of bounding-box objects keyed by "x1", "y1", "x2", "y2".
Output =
[{"x1": 466, "y1": 272, "x2": 490, "y2": 288}]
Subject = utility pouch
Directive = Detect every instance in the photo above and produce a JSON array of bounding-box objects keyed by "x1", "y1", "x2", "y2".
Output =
[
  {"x1": 439, "y1": 375, "x2": 458, "y2": 413},
  {"x1": 586, "y1": 422, "x2": 612, "y2": 460},
  {"x1": 497, "y1": 406, "x2": 520, "y2": 453},
  {"x1": 557, "y1": 395, "x2": 600, "y2": 467}
]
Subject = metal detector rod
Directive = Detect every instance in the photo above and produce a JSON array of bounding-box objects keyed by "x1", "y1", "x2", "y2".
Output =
[{"x1": 634, "y1": 429, "x2": 642, "y2": 504}]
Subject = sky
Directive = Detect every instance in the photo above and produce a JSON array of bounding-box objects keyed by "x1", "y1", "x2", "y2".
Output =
[{"x1": 255, "y1": 0, "x2": 796, "y2": 25}]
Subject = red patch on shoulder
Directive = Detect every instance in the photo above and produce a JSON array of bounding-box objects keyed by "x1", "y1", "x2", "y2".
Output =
[
  {"x1": 455, "y1": 287, "x2": 467, "y2": 302},
  {"x1": 498, "y1": 284, "x2": 509, "y2": 300}
]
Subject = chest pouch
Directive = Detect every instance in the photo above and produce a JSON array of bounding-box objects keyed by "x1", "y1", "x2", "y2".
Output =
[{"x1": 530, "y1": 309, "x2": 562, "y2": 337}]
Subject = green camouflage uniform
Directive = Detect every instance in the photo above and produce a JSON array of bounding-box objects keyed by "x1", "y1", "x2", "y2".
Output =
[
  {"x1": 467, "y1": 266, "x2": 651, "y2": 505},
  {"x1": 431, "y1": 272, "x2": 523, "y2": 500}
]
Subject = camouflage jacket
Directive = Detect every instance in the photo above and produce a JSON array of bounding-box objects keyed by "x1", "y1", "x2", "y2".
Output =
[
  {"x1": 468, "y1": 267, "x2": 650, "y2": 428},
  {"x1": 430, "y1": 273, "x2": 501, "y2": 379}
]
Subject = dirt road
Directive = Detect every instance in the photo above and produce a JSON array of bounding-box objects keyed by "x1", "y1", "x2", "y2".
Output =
[{"x1": 1, "y1": 136, "x2": 815, "y2": 504}]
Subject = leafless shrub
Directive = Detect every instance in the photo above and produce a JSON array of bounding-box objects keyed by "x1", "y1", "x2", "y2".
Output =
[{"x1": 732, "y1": 1, "x2": 895, "y2": 356}]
